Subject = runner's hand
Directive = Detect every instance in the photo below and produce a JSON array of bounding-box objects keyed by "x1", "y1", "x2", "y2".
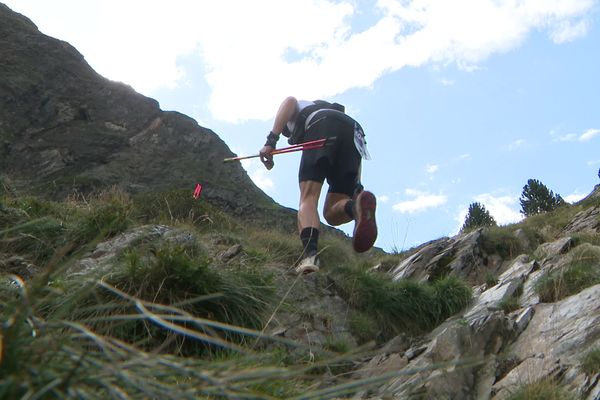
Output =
[{"x1": 260, "y1": 145, "x2": 275, "y2": 170}]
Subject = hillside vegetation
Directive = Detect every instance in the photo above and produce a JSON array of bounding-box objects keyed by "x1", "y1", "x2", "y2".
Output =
[
  {"x1": 3, "y1": 179, "x2": 599, "y2": 398},
  {"x1": 0, "y1": 179, "x2": 476, "y2": 398}
]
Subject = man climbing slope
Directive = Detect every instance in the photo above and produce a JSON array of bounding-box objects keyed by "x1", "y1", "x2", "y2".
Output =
[{"x1": 259, "y1": 96, "x2": 377, "y2": 274}]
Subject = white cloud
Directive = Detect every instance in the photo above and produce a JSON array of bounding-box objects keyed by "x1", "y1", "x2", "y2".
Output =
[
  {"x1": 579, "y1": 128, "x2": 600, "y2": 141},
  {"x1": 550, "y1": 18, "x2": 590, "y2": 43},
  {"x1": 587, "y1": 160, "x2": 600, "y2": 166},
  {"x1": 564, "y1": 192, "x2": 586, "y2": 203},
  {"x1": 248, "y1": 168, "x2": 274, "y2": 191},
  {"x1": 459, "y1": 153, "x2": 471, "y2": 160},
  {"x1": 453, "y1": 207, "x2": 469, "y2": 235},
  {"x1": 507, "y1": 139, "x2": 526, "y2": 150},
  {"x1": 440, "y1": 78, "x2": 455, "y2": 86},
  {"x1": 453, "y1": 192, "x2": 523, "y2": 234},
  {"x1": 4, "y1": 0, "x2": 595, "y2": 123},
  {"x1": 474, "y1": 193, "x2": 523, "y2": 225},
  {"x1": 555, "y1": 133, "x2": 578, "y2": 142},
  {"x1": 240, "y1": 157, "x2": 275, "y2": 191},
  {"x1": 425, "y1": 164, "x2": 439, "y2": 174},
  {"x1": 552, "y1": 128, "x2": 600, "y2": 142},
  {"x1": 378, "y1": 195, "x2": 390, "y2": 204},
  {"x1": 393, "y1": 189, "x2": 447, "y2": 214}
]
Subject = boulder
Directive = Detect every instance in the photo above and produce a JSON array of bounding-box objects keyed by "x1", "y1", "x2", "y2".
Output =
[
  {"x1": 492, "y1": 284, "x2": 600, "y2": 399},
  {"x1": 391, "y1": 229, "x2": 501, "y2": 285},
  {"x1": 562, "y1": 206, "x2": 600, "y2": 236}
]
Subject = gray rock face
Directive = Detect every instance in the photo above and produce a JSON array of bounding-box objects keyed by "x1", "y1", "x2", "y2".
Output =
[
  {"x1": 391, "y1": 229, "x2": 503, "y2": 285},
  {"x1": 492, "y1": 284, "x2": 600, "y2": 400},
  {"x1": 265, "y1": 272, "x2": 357, "y2": 350},
  {"x1": 562, "y1": 206, "x2": 600, "y2": 235},
  {"x1": 357, "y1": 231, "x2": 600, "y2": 399},
  {"x1": 71, "y1": 225, "x2": 193, "y2": 277}
]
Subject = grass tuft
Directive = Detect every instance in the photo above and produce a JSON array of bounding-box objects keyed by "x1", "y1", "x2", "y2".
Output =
[
  {"x1": 481, "y1": 227, "x2": 523, "y2": 259},
  {"x1": 94, "y1": 242, "x2": 276, "y2": 352},
  {"x1": 580, "y1": 347, "x2": 600, "y2": 375},
  {"x1": 507, "y1": 378, "x2": 575, "y2": 400},
  {"x1": 535, "y1": 244, "x2": 600, "y2": 302},
  {"x1": 331, "y1": 265, "x2": 472, "y2": 340}
]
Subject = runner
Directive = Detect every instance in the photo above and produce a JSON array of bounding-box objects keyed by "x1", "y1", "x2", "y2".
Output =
[{"x1": 259, "y1": 96, "x2": 378, "y2": 274}]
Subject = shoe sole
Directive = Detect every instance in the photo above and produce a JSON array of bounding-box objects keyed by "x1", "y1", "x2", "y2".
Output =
[{"x1": 353, "y1": 191, "x2": 377, "y2": 253}]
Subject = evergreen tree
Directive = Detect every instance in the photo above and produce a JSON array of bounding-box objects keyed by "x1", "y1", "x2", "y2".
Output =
[
  {"x1": 462, "y1": 202, "x2": 496, "y2": 231},
  {"x1": 519, "y1": 179, "x2": 566, "y2": 216}
]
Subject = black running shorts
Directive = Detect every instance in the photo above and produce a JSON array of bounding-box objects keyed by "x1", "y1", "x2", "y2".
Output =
[{"x1": 298, "y1": 109, "x2": 362, "y2": 197}]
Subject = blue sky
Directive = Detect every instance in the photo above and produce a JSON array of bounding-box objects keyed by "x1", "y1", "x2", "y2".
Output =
[{"x1": 5, "y1": 0, "x2": 600, "y2": 252}]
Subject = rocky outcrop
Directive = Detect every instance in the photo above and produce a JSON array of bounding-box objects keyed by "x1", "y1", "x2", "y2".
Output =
[
  {"x1": 355, "y1": 211, "x2": 600, "y2": 399},
  {"x1": 562, "y1": 206, "x2": 600, "y2": 235},
  {"x1": 390, "y1": 229, "x2": 505, "y2": 285},
  {"x1": 492, "y1": 284, "x2": 600, "y2": 400}
]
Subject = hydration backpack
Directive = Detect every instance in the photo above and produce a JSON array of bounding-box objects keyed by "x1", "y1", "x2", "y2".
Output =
[{"x1": 282, "y1": 100, "x2": 345, "y2": 145}]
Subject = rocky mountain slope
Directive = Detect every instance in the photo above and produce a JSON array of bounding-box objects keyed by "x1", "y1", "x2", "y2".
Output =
[
  {"x1": 1, "y1": 2, "x2": 599, "y2": 399},
  {"x1": 5, "y1": 181, "x2": 597, "y2": 398},
  {"x1": 352, "y1": 186, "x2": 600, "y2": 399},
  {"x1": 0, "y1": 3, "x2": 295, "y2": 230}
]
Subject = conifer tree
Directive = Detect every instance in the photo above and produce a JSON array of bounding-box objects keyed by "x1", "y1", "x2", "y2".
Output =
[
  {"x1": 519, "y1": 179, "x2": 565, "y2": 216},
  {"x1": 462, "y1": 202, "x2": 496, "y2": 231}
]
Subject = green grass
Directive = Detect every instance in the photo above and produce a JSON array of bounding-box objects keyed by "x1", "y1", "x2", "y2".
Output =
[
  {"x1": 331, "y1": 265, "x2": 472, "y2": 340},
  {"x1": 132, "y1": 188, "x2": 238, "y2": 232},
  {"x1": 507, "y1": 378, "x2": 575, "y2": 400},
  {"x1": 499, "y1": 296, "x2": 520, "y2": 313},
  {"x1": 78, "y1": 242, "x2": 277, "y2": 353},
  {"x1": 580, "y1": 347, "x2": 600, "y2": 375},
  {"x1": 535, "y1": 244, "x2": 600, "y2": 302},
  {"x1": 572, "y1": 232, "x2": 600, "y2": 247},
  {"x1": 485, "y1": 272, "x2": 499, "y2": 288},
  {"x1": 481, "y1": 227, "x2": 523, "y2": 259},
  {"x1": 242, "y1": 228, "x2": 303, "y2": 266},
  {"x1": 512, "y1": 195, "x2": 600, "y2": 244},
  {"x1": 0, "y1": 190, "x2": 133, "y2": 264},
  {"x1": 348, "y1": 311, "x2": 379, "y2": 345},
  {"x1": 10, "y1": 185, "x2": 599, "y2": 398},
  {"x1": 0, "y1": 274, "x2": 307, "y2": 399}
]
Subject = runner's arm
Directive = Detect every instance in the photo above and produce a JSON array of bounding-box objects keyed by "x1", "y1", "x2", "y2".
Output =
[{"x1": 259, "y1": 96, "x2": 299, "y2": 170}]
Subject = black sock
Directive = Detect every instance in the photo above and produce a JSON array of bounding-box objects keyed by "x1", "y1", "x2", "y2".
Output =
[
  {"x1": 344, "y1": 200, "x2": 355, "y2": 220},
  {"x1": 300, "y1": 227, "x2": 319, "y2": 257}
]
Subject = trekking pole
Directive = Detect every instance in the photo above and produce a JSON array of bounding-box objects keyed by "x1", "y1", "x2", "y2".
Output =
[{"x1": 223, "y1": 137, "x2": 336, "y2": 163}]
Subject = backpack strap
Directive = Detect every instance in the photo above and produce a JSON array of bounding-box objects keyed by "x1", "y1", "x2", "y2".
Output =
[{"x1": 283, "y1": 100, "x2": 345, "y2": 145}]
